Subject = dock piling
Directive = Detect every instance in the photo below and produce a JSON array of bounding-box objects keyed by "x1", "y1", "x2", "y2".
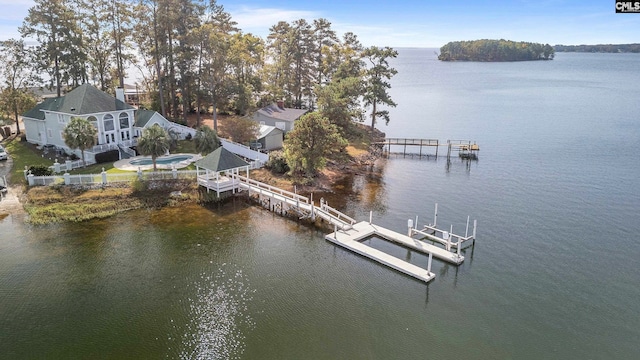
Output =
[
  {"x1": 434, "y1": 203, "x2": 438, "y2": 228},
  {"x1": 465, "y1": 216, "x2": 470, "y2": 238}
]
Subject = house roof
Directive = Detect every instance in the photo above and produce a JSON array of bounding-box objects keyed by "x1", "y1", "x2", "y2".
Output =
[
  {"x1": 22, "y1": 83, "x2": 134, "y2": 120},
  {"x1": 194, "y1": 146, "x2": 249, "y2": 172},
  {"x1": 134, "y1": 109, "x2": 157, "y2": 128},
  {"x1": 258, "y1": 124, "x2": 283, "y2": 139},
  {"x1": 255, "y1": 103, "x2": 307, "y2": 123}
]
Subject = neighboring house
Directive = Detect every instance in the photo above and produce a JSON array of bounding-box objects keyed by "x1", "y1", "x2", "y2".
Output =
[
  {"x1": 256, "y1": 125, "x2": 284, "y2": 151},
  {"x1": 252, "y1": 100, "x2": 307, "y2": 132},
  {"x1": 22, "y1": 83, "x2": 193, "y2": 163}
]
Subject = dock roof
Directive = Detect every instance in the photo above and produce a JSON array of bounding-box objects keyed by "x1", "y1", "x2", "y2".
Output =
[{"x1": 194, "y1": 146, "x2": 249, "y2": 172}]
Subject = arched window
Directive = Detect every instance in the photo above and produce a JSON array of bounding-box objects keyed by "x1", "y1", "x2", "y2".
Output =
[
  {"x1": 119, "y1": 112, "x2": 129, "y2": 128},
  {"x1": 104, "y1": 114, "x2": 114, "y2": 131}
]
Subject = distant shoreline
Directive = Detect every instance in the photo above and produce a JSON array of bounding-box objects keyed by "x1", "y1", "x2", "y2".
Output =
[{"x1": 553, "y1": 43, "x2": 640, "y2": 53}]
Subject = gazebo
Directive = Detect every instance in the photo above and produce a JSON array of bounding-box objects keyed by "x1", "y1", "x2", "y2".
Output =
[{"x1": 194, "y1": 147, "x2": 251, "y2": 197}]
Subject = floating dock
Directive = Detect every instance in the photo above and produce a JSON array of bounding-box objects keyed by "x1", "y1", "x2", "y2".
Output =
[{"x1": 325, "y1": 221, "x2": 465, "y2": 283}]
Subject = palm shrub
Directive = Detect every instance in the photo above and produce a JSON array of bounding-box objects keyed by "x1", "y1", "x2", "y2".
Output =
[
  {"x1": 62, "y1": 117, "x2": 97, "y2": 166},
  {"x1": 137, "y1": 124, "x2": 170, "y2": 171}
]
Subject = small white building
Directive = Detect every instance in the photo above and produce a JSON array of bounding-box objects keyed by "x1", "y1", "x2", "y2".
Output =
[
  {"x1": 256, "y1": 125, "x2": 284, "y2": 151},
  {"x1": 252, "y1": 100, "x2": 307, "y2": 132}
]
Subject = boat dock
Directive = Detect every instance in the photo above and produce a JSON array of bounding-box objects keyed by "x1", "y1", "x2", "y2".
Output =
[
  {"x1": 375, "y1": 138, "x2": 480, "y2": 159},
  {"x1": 199, "y1": 173, "x2": 474, "y2": 284},
  {"x1": 326, "y1": 222, "x2": 436, "y2": 283}
]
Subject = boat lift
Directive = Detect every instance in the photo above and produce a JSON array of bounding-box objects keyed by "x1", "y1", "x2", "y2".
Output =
[{"x1": 408, "y1": 203, "x2": 477, "y2": 255}]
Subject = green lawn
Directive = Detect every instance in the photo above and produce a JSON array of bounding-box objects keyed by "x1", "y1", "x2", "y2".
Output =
[
  {"x1": 1, "y1": 138, "x2": 200, "y2": 184},
  {"x1": 2, "y1": 137, "x2": 53, "y2": 184}
]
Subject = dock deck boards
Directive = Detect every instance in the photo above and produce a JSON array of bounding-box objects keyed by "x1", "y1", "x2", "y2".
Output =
[{"x1": 325, "y1": 225, "x2": 435, "y2": 283}]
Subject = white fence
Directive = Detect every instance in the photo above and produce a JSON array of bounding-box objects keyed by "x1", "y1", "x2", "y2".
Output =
[
  {"x1": 27, "y1": 161, "x2": 263, "y2": 187},
  {"x1": 27, "y1": 169, "x2": 201, "y2": 187},
  {"x1": 49, "y1": 159, "x2": 97, "y2": 173},
  {"x1": 221, "y1": 138, "x2": 269, "y2": 163}
]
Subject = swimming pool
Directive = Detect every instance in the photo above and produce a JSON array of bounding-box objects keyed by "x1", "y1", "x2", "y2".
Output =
[
  {"x1": 129, "y1": 155, "x2": 193, "y2": 166},
  {"x1": 114, "y1": 153, "x2": 202, "y2": 171}
]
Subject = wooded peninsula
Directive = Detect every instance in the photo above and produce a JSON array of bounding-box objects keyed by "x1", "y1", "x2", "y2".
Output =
[
  {"x1": 438, "y1": 39, "x2": 554, "y2": 62},
  {"x1": 554, "y1": 44, "x2": 640, "y2": 53}
]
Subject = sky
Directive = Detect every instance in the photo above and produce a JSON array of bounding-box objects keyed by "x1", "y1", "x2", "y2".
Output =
[{"x1": 1, "y1": 0, "x2": 639, "y2": 48}]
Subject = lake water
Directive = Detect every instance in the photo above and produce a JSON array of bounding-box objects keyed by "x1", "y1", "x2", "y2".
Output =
[{"x1": 2, "y1": 50, "x2": 639, "y2": 359}]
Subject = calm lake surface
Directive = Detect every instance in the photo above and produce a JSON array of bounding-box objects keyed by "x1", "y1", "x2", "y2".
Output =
[{"x1": 2, "y1": 49, "x2": 639, "y2": 359}]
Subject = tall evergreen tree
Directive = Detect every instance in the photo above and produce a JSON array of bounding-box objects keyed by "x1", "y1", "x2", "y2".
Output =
[
  {"x1": 20, "y1": 0, "x2": 82, "y2": 97},
  {"x1": 0, "y1": 39, "x2": 39, "y2": 135},
  {"x1": 362, "y1": 46, "x2": 398, "y2": 131}
]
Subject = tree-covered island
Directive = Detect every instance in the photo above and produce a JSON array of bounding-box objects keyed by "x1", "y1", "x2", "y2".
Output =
[{"x1": 438, "y1": 39, "x2": 554, "y2": 61}]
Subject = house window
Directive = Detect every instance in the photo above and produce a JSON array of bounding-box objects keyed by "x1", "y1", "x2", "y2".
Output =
[
  {"x1": 104, "y1": 114, "x2": 114, "y2": 131},
  {"x1": 260, "y1": 121, "x2": 266, "y2": 125},
  {"x1": 47, "y1": 129, "x2": 52, "y2": 138},
  {"x1": 119, "y1": 112, "x2": 129, "y2": 128},
  {"x1": 275, "y1": 122, "x2": 286, "y2": 130},
  {"x1": 57, "y1": 114, "x2": 66, "y2": 124}
]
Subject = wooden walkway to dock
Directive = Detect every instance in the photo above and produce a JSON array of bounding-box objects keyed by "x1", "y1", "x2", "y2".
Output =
[{"x1": 199, "y1": 174, "x2": 471, "y2": 284}]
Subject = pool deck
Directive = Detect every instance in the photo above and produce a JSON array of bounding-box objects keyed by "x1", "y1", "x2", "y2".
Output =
[{"x1": 114, "y1": 153, "x2": 202, "y2": 171}]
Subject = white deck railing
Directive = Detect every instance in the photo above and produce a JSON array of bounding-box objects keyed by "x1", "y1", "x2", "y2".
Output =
[{"x1": 221, "y1": 139, "x2": 269, "y2": 163}]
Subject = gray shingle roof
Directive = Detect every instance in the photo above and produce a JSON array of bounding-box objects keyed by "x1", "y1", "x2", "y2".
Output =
[
  {"x1": 134, "y1": 109, "x2": 157, "y2": 128},
  {"x1": 256, "y1": 103, "x2": 308, "y2": 122},
  {"x1": 194, "y1": 146, "x2": 249, "y2": 172},
  {"x1": 22, "y1": 83, "x2": 133, "y2": 120}
]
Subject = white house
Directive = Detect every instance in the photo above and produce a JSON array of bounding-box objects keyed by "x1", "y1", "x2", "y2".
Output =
[
  {"x1": 252, "y1": 100, "x2": 308, "y2": 132},
  {"x1": 22, "y1": 84, "x2": 195, "y2": 162}
]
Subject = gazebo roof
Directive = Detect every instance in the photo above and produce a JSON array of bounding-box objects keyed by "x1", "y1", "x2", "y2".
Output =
[{"x1": 194, "y1": 146, "x2": 249, "y2": 172}]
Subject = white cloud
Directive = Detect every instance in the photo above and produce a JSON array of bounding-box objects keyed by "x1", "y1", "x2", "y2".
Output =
[{"x1": 229, "y1": 6, "x2": 320, "y2": 37}]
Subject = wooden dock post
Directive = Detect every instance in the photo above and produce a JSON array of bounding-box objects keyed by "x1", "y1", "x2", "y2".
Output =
[
  {"x1": 427, "y1": 252, "x2": 433, "y2": 274},
  {"x1": 369, "y1": 211, "x2": 373, "y2": 224},
  {"x1": 407, "y1": 218, "x2": 414, "y2": 236}
]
